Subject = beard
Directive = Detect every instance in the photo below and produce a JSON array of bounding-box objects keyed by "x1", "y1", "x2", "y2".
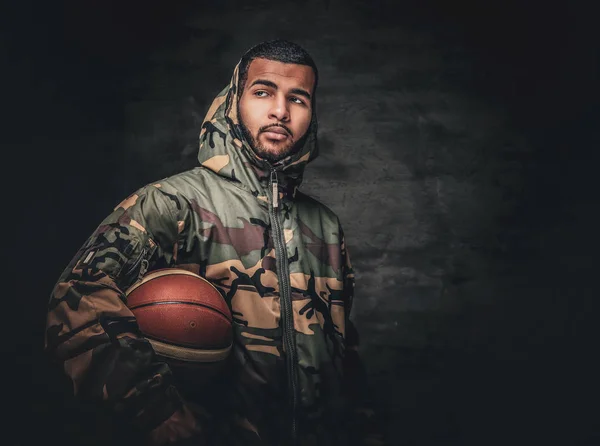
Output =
[{"x1": 237, "y1": 110, "x2": 308, "y2": 164}]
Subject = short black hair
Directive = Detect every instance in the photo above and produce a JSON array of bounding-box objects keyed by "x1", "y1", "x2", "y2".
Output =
[{"x1": 237, "y1": 39, "x2": 318, "y2": 100}]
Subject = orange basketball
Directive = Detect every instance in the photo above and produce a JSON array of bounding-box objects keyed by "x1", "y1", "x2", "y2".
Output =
[{"x1": 125, "y1": 268, "x2": 233, "y2": 370}]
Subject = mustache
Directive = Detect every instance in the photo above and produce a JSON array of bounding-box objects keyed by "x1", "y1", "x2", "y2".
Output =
[{"x1": 259, "y1": 124, "x2": 293, "y2": 138}]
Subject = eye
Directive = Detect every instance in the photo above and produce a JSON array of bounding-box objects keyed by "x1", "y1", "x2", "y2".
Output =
[
  {"x1": 254, "y1": 90, "x2": 269, "y2": 97},
  {"x1": 290, "y1": 96, "x2": 305, "y2": 105}
]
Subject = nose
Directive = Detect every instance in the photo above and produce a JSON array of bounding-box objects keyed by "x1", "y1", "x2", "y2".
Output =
[{"x1": 268, "y1": 94, "x2": 290, "y2": 122}]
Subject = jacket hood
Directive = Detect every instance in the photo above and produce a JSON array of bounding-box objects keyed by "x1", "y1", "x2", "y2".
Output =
[{"x1": 198, "y1": 59, "x2": 319, "y2": 203}]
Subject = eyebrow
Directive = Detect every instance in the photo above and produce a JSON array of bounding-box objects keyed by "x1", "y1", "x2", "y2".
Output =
[{"x1": 249, "y1": 79, "x2": 312, "y2": 100}]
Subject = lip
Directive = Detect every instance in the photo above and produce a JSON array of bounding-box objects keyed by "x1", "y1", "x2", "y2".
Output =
[
  {"x1": 262, "y1": 126, "x2": 289, "y2": 135},
  {"x1": 261, "y1": 127, "x2": 290, "y2": 141}
]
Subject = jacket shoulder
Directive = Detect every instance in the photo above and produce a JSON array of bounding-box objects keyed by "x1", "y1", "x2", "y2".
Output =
[
  {"x1": 141, "y1": 166, "x2": 227, "y2": 199},
  {"x1": 151, "y1": 166, "x2": 215, "y2": 189}
]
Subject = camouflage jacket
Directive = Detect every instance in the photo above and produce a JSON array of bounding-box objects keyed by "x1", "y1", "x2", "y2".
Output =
[{"x1": 45, "y1": 61, "x2": 380, "y2": 446}]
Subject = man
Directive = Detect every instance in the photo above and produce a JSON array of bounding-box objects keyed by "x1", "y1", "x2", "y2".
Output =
[{"x1": 45, "y1": 40, "x2": 384, "y2": 446}]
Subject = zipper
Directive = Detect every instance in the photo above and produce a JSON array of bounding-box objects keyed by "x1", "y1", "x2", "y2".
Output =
[{"x1": 269, "y1": 169, "x2": 298, "y2": 446}]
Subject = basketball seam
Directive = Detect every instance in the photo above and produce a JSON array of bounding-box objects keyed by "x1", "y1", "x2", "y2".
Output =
[
  {"x1": 147, "y1": 338, "x2": 232, "y2": 363},
  {"x1": 125, "y1": 268, "x2": 223, "y2": 297},
  {"x1": 143, "y1": 332, "x2": 233, "y2": 350},
  {"x1": 126, "y1": 270, "x2": 196, "y2": 295},
  {"x1": 129, "y1": 300, "x2": 232, "y2": 321}
]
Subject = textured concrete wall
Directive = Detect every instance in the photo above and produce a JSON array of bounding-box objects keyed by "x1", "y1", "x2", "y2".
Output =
[{"x1": 6, "y1": 1, "x2": 597, "y2": 445}]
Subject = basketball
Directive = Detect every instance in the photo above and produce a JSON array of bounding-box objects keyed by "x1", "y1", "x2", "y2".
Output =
[{"x1": 125, "y1": 268, "x2": 233, "y2": 387}]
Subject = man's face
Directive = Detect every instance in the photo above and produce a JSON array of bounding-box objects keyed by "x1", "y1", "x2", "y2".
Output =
[{"x1": 238, "y1": 58, "x2": 315, "y2": 164}]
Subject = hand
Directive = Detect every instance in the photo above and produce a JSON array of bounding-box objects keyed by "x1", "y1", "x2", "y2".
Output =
[{"x1": 146, "y1": 405, "x2": 203, "y2": 445}]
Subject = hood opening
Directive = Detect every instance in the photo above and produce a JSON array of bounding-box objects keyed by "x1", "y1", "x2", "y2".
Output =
[{"x1": 197, "y1": 57, "x2": 319, "y2": 201}]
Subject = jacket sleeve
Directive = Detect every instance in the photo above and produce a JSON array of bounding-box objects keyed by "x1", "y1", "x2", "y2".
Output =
[
  {"x1": 44, "y1": 184, "x2": 205, "y2": 444},
  {"x1": 340, "y1": 227, "x2": 388, "y2": 446}
]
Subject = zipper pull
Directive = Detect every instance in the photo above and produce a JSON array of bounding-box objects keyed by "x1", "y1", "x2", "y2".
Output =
[
  {"x1": 138, "y1": 258, "x2": 149, "y2": 281},
  {"x1": 271, "y1": 170, "x2": 279, "y2": 209}
]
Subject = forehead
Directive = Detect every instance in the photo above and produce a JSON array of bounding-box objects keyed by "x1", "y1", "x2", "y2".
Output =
[{"x1": 245, "y1": 58, "x2": 315, "y2": 93}]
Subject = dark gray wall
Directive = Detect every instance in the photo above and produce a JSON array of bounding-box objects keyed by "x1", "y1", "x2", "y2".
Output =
[{"x1": 6, "y1": 0, "x2": 598, "y2": 445}]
